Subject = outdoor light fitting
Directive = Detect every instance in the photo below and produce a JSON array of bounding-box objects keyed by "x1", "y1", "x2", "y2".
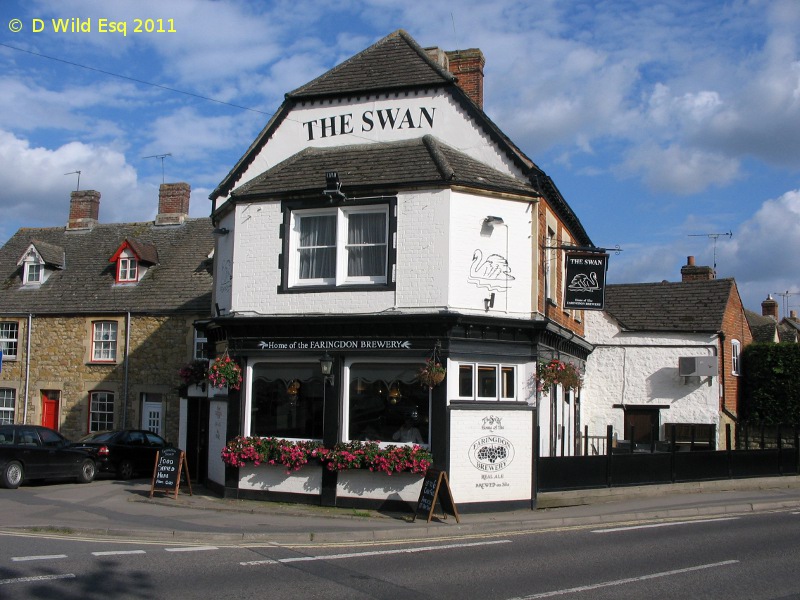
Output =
[
  {"x1": 213, "y1": 227, "x2": 230, "y2": 236},
  {"x1": 484, "y1": 216, "x2": 504, "y2": 226},
  {"x1": 323, "y1": 171, "x2": 347, "y2": 202},
  {"x1": 319, "y1": 352, "x2": 335, "y2": 386}
]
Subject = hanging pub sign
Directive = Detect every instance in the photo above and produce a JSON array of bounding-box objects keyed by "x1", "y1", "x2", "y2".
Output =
[{"x1": 564, "y1": 252, "x2": 608, "y2": 310}]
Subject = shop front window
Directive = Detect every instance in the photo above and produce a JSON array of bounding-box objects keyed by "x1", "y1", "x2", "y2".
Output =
[
  {"x1": 251, "y1": 362, "x2": 324, "y2": 440},
  {"x1": 348, "y1": 363, "x2": 429, "y2": 445}
]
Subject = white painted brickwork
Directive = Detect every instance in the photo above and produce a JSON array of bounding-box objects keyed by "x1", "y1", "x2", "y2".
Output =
[{"x1": 582, "y1": 310, "x2": 720, "y2": 439}]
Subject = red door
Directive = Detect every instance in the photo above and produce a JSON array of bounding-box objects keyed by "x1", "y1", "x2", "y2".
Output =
[{"x1": 41, "y1": 390, "x2": 60, "y2": 430}]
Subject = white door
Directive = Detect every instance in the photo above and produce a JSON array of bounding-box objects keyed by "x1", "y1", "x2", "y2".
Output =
[{"x1": 142, "y1": 400, "x2": 163, "y2": 436}]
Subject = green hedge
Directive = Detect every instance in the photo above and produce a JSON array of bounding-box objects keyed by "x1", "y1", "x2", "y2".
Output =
[{"x1": 742, "y1": 343, "x2": 800, "y2": 424}]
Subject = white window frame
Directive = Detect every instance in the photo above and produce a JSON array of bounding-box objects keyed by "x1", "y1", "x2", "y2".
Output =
[
  {"x1": 0, "y1": 388, "x2": 15, "y2": 424},
  {"x1": 731, "y1": 339, "x2": 741, "y2": 375},
  {"x1": 89, "y1": 391, "x2": 114, "y2": 432},
  {"x1": 92, "y1": 321, "x2": 118, "y2": 362},
  {"x1": 117, "y1": 256, "x2": 138, "y2": 283},
  {"x1": 193, "y1": 328, "x2": 208, "y2": 360},
  {"x1": 0, "y1": 322, "x2": 19, "y2": 359},
  {"x1": 456, "y1": 362, "x2": 518, "y2": 401},
  {"x1": 25, "y1": 261, "x2": 43, "y2": 284},
  {"x1": 288, "y1": 205, "x2": 389, "y2": 288}
]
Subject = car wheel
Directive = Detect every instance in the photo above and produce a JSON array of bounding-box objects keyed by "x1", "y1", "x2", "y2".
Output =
[
  {"x1": 117, "y1": 460, "x2": 134, "y2": 480},
  {"x1": 77, "y1": 459, "x2": 96, "y2": 484},
  {"x1": 2, "y1": 461, "x2": 23, "y2": 489}
]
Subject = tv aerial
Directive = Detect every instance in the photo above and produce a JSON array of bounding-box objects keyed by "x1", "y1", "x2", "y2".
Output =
[
  {"x1": 688, "y1": 231, "x2": 732, "y2": 271},
  {"x1": 143, "y1": 153, "x2": 172, "y2": 183}
]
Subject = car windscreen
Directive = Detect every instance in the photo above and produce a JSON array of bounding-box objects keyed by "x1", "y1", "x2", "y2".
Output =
[{"x1": 79, "y1": 431, "x2": 117, "y2": 442}]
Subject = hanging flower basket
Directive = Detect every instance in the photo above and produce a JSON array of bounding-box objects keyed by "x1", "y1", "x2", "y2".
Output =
[
  {"x1": 538, "y1": 358, "x2": 582, "y2": 391},
  {"x1": 418, "y1": 358, "x2": 446, "y2": 389},
  {"x1": 208, "y1": 354, "x2": 243, "y2": 390},
  {"x1": 178, "y1": 359, "x2": 208, "y2": 388}
]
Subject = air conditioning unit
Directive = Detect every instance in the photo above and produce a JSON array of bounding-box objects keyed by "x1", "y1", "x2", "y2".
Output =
[{"x1": 678, "y1": 356, "x2": 718, "y2": 377}]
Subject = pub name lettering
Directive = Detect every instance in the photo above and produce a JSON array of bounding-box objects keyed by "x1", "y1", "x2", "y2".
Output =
[{"x1": 303, "y1": 107, "x2": 436, "y2": 141}]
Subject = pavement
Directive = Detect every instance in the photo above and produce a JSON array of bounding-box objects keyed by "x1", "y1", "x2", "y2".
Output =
[{"x1": 2, "y1": 475, "x2": 800, "y2": 545}]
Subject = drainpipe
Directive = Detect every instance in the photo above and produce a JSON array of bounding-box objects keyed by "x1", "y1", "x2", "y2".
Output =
[
  {"x1": 22, "y1": 313, "x2": 32, "y2": 425},
  {"x1": 122, "y1": 312, "x2": 131, "y2": 429}
]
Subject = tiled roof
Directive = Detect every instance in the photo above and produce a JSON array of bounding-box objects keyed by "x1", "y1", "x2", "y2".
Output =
[
  {"x1": 0, "y1": 219, "x2": 214, "y2": 315},
  {"x1": 604, "y1": 279, "x2": 737, "y2": 332},
  {"x1": 124, "y1": 238, "x2": 159, "y2": 265},
  {"x1": 232, "y1": 135, "x2": 539, "y2": 199},
  {"x1": 28, "y1": 239, "x2": 65, "y2": 268},
  {"x1": 288, "y1": 30, "x2": 454, "y2": 99},
  {"x1": 745, "y1": 309, "x2": 779, "y2": 343}
]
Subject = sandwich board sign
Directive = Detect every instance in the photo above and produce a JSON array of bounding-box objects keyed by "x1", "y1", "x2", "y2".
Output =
[{"x1": 150, "y1": 447, "x2": 192, "y2": 499}]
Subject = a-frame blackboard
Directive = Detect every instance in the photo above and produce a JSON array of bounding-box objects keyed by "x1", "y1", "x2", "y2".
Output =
[
  {"x1": 413, "y1": 469, "x2": 460, "y2": 523},
  {"x1": 149, "y1": 447, "x2": 193, "y2": 500}
]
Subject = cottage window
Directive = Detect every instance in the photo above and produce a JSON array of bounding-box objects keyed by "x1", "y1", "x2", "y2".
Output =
[
  {"x1": 346, "y1": 362, "x2": 429, "y2": 445},
  {"x1": 25, "y1": 261, "x2": 43, "y2": 284},
  {"x1": 250, "y1": 362, "x2": 323, "y2": 440},
  {"x1": 456, "y1": 363, "x2": 516, "y2": 401},
  {"x1": 92, "y1": 321, "x2": 118, "y2": 362},
  {"x1": 288, "y1": 205, "x2": 389, "y2": 288},
  {"x1": 89, "y1": 391, "x2": 114, "y2": 432},
  {"x1": 0, "y1": 389, "x2": 15, "y2": 424},
  {"x1": 117, "y1": 257, "x2": 138, "y2": 283},
  {"x1": 0, "y1": 322, "x2": 19, "y2": 359},
  {"x1": 731, "y1": 339, "x2": 741, "y2": 375}
]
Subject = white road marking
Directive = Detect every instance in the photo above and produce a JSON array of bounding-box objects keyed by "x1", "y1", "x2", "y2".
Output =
[
  {"x1": 11, "y1": 554, "x2": 67, "y2": 562},
  {"x1": 0, "y1": 574, "x2": 76, "y2": 585},
  {"x1": 92, "y1": 550, "x2": 147, "y2": 556},
  {"x1": 165, "y1": 545, "x2": 219, "y2": 553},
  {"x1": 510, "y1": 560, "x2": 739, "y2": 599},
  {"x1": 592, "y1": 517, "x2": 740, "y2": 533},
  {"x1": 240, "y1": 539, "x2": 511, "y2": 566}
]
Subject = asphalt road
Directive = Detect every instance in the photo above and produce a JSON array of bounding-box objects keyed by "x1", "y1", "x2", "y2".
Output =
[{"x1": 1, "y1": 503, "x2": 799, "y2": 598}]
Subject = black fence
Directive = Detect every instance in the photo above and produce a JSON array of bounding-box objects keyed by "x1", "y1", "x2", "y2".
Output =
[{"x1": 537, "y1": 424, "x2": 800, "y2": 493}]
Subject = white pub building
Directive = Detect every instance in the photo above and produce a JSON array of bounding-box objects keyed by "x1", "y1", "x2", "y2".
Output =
[{"x1": 204, "y1": 30, "x2": 597, "y2": 511}]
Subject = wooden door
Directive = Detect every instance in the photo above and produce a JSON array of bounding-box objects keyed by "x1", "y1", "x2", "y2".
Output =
[{"x1": 41, "y1": 390, "x2": 60, "y2": 430}]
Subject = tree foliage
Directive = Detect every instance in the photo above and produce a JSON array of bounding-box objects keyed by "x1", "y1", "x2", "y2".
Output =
[{"x1": 742, "y1": 343, "x2": 800, "y2": 425}]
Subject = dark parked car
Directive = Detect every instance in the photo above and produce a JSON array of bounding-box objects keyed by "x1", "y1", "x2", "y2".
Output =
[
  {"x1": 73, "y1": 429, "x2": 169, "y2": 479},
  {"x1": 0, "y1": 425, "x2": 96, "y2": 489}
]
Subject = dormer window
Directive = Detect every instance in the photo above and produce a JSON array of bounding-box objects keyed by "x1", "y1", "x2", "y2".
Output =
[
  {"x1": 17, "y1": 241, "x2": 63, "y2": 287},
  {"x1": 109, "y1": 239, "x2": 158, "y2": 285},
  {"x1": 118, "y1": 257, "x2": 138, "y2": 283}
]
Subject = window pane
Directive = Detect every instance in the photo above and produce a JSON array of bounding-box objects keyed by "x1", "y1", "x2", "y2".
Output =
[
  {"x1": 251, "y1": 363, "x2": 323, "y2": 439},
  {"x1": 477, "y1": 365, "x2": 497, "y2": 399},
  {"x1": 349, "y1": 363, "x2": 429, "y2": 444},
  {"x1": 93, "y1": 322, "x2": 118, "y2": 361},
  {"x1": 26, "y1": 263, "x2": 41, "y2": 283},
  {"x1": 90, "y1": 391, "x2": 114, "y2": 431},
  {"x1": 0, "y1": 322, "x2": 19, "y2": 358},
  {"x1": 0, "y1": 389, "x2": 15, "y2": 425},
  {"x1": 501, "y1": 366, "x2": 515, "y2": 399},
  {"x1": 346, "y1": 212, "x2": 387, "y2": 277},
  {"x1": 298, "y1": 214, "x2": 336, "y2": 280},
  {"x1": 459, "y1": 365, "x2": 474, "y2": 397}
]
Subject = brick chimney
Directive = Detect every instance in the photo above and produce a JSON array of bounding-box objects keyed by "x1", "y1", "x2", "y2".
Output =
[
  {"x1": 791, "y1": 310, "x2": 798, "y2": 322},
  {"x1": 680, "y1": 256, "x2": 715, "y2": 282},
  {"x1": 445, "y1": 49, "x2": 485, "y2": 109},
  {"x1": 761, "y1": 295, "x2": 779, "y2": 320},
  {"x1": 156, "y1": 182, "x2": 190, "y2": 226},
  {"x1": 67, "y1": 190, "x2": 100, "y2": 230}
]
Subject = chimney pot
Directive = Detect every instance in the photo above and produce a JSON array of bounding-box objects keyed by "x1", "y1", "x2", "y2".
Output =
[
  {"x1": 761, "y1": 294, "x2": 779, "y2": 320},
  {"x1": 156, "y1": 182, "x2": 190, "y2": 225},
  {"x1": 67, "y1": 190, "x2": 100, "y2": 230},
  {"x1": 687, "y1": 256, "x2": 695, "y2": 266}
]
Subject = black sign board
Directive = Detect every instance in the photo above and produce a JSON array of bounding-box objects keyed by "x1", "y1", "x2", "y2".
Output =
[
  {"x1": 149, "y1": 447, "x2": 192, "y2": 499},
  {"x1": 564, "y1": 252, "x2": 608, "y2": 310},
  {"x1": 413, "y1": 469, "x2": 460, "y2": 523}
]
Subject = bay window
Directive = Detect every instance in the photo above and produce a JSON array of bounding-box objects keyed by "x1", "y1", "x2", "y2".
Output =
[{"x1": 288, "y1": 204, "x2": 390, "y2": 288}]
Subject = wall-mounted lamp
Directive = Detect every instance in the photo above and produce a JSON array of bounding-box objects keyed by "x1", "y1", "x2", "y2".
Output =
[
  {"x1": 484, "y1": 216, "x2": 504, "y2": 226},
  {"x1": 213, "y1": 227, "x2": 230, "y2": 236},
  {"x1": 323, "y1": 171, "x2": 347, "y2": 202},
  {"x1": 319, "y1": 352, "x2": 335, "y2": 386},
  {"x1": 484, "y1": 292, "x2": 496, "y2": 311},
  {"x1": 388, "y1": 382, "x2": 402, "y2": 404}
]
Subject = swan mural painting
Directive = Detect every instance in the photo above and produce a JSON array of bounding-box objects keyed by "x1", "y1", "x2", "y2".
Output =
[
  {"x1": 468, "y1": 249, "x2": 515, "y2": 291},
  {"x1": 564, "y1": 252, "x2": 608, "y2": 310}
]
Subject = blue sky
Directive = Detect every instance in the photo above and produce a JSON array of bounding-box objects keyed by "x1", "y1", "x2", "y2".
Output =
[{"x1": 1, "y1": 0, "x2": 798, "y2": 316}]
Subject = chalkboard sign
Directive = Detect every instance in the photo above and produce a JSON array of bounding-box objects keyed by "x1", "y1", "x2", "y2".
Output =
[
  {"x1": 413, "y1": 469, "x2": 460, "y2": 523},
  {"x1": 149, "y1": 447, "x2": 192, "y2": 499}
]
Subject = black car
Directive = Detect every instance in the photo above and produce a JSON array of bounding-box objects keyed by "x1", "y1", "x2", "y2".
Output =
[
  {"x1": 0, "y1": 425, "x2": 96, "y2": 489},
  {"x1": 73, "y1": 429, "x2": 169, "y2": 479}
]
